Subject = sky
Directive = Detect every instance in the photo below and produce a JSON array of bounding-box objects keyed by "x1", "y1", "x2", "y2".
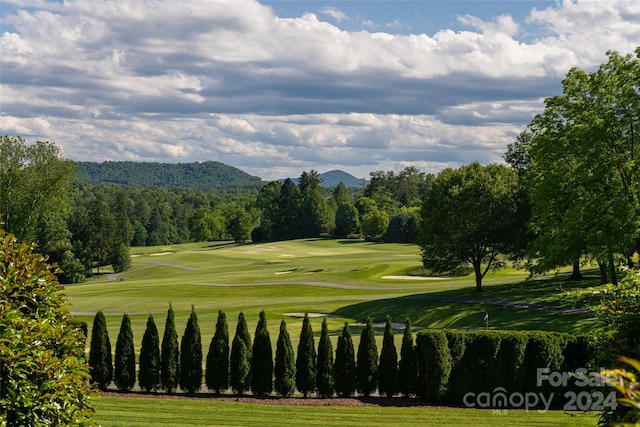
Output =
[{"x1": 1, "y1": 1, "x2": 639, "y2": 181}]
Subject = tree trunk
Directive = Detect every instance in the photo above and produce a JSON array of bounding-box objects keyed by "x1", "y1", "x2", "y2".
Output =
[
  {"x1": 609, "y1": 252, "x2": 618, "y2": 286},
  {"x1": 598, "y1": 262, "x2": 608, "y2": 285},
  {"x1": 571, "y1": 260, "x2": 582, "y2": 280},
  {"x1": 473, "y1": 261, "x2": 483, "y2": 292}
]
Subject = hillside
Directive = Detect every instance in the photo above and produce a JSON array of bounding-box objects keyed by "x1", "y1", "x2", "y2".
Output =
[
  {"x1": 76, "y1": 161, "x2": 263, "y2": 189},
  {"x1": 279, "y1": 170, "x2": 365, "y2": 188}
]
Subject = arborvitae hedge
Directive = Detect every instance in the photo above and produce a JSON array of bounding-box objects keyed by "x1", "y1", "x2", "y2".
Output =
[
  {"x1": 230, "y1": 334, "x2": 250, "y2": 395},
  {"x1": 378, "y1": 316, "x2": 398, "y2": 397},
  {"x1": 235, "y1": 311, "x2": 252, "y2": 387},
  {"x1": 180, "y1": 306, "x2": 203, "y2": 393},
  {"x1": 161, "y1": 304, "x2": 180, "y2": 393},
  {"x1": 334, "y1": 322, "x2": 356, "y2": 397},
  {"x1": 296, "y1": 313, "x2": 317, "y2": 398},
  {"x1": 398, "y1": 318, "x2": 418, "y2": 397},
  {"x1": 206, "y1": 310, "x2": 229, "y2": 394},
  {"x1": 89, "y1": 311, "x2": 113, "y2": 391},
  {"x1": 274, "y1": 319, "x2": 296, "y2": 397},
  {"x1": 356, "y1": 318, "x2": 378, "y2": 397},
  {"x1": 416, "y1": 328, "x2": 450, "y2": 401},
  {"x1": 139, "y1": 314, "x2": 161, "y2": 392},
  {"x1": 316, "y1": 318, "x2": 335, "y2": 398},
  {"x1": 251, "y1": 310, "x2": 273, "y2": 396},
  {"x1": 114, "y1": 313, "x2": 136, "y2": 391}
]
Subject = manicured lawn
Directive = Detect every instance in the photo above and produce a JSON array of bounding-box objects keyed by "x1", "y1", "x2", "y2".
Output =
[{"x1": 94, "y1": 395, "x2": 599, "y2": 427}]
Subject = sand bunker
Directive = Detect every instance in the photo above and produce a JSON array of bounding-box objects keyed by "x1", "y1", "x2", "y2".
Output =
[
  {"x1": 150, "y1": 252, "x2": 173, "y2": 256},
  {"x1": 381, "y1": 275, "x2": 456, "y2": 280}
]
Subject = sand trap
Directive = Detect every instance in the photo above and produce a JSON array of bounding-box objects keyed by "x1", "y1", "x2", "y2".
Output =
[
  {"x1": 150, "y1": 252, "x2": 173, "y2": 256},
  {"x1": 382, "y1": 275, "x2": 457, "y2": 280},
  {"x1": 275, "y1": 270, "x2": 294, "y2": 275},
  {"x1": 131, "y1": 254, "x2": 141, "y2": 258}
]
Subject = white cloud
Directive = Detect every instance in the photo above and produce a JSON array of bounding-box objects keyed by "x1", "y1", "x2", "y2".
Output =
[{"x1": 0, "y1": 0, "x2": 638, "y2": 180}]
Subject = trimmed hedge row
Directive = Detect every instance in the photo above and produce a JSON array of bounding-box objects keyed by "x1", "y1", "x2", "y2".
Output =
[{"x1": 416, "y1": 329, "x2": 590, "y2": 406}]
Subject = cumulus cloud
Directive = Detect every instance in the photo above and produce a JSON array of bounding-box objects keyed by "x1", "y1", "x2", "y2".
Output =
[{"x1": 0, "y1": 0, "x2": 638, "y2": 180}]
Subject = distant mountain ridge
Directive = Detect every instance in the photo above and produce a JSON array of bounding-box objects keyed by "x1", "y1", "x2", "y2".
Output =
[
  {"x1": 279, "y1": 170, "x2": 365, "y2": 188},
  {"x1": 76, "y1": 161, "x2": 263, "y2": 189}
]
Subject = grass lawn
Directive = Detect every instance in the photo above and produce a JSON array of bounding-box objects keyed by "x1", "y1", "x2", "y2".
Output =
[{"x1": 93, "y1": 395, "x2": 599, "y2": 427}]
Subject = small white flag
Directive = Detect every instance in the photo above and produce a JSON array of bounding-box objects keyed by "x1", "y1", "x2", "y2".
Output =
[{"x1": 483, "y1": 313, "x2": 489, "y2": 321}]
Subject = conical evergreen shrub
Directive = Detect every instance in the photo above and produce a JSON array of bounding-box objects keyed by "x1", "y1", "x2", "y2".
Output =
[
  {"x1": 316, "y1": 318, "x2": 335, "y2": 398},
  {"x1": 398, "y1": 318, "x2": 418, "y2": 397},
  {"x1": 251, "y1": 310, "x2": 273, "y2": 396},
  {"x1": 139, "y1": 314, "x2": 161, "y2": 392},
  {"x1": 378, "y1": 316, "x2": 398, "y2": 397},
  {"x1": 180, "y1": 306, "x2": 203, "y2": 393},
  {"x1": 334, "y1": 322, "x2": 356, "y2": 397},
  {"x1": 114, "y1": 313, "x2": 136, "y2": 391},
  {"x1": 296, "y1": 313, "x2": 317, "y2": 398},
  {"x1": 230, "y1": 334, "x2": 250, "y2": 395},
  {"x1": 206, "y1": 310, "x2": 229, "y2": 394},
  {"x1": 356, "y1": 317, "x2": 378, "y2": 397},
  {"x1": 274, "y1": 319, "x2": 296, "y2": 397},
  {"x1": 161, "y1": 304, "x2": 180, "y2": 393},
  {"x1": 89, "y1": 311, "x2": 113, "y2": 391},
  {"x1": 235, "y1": 311, "x2": 252, "y2": 386}
]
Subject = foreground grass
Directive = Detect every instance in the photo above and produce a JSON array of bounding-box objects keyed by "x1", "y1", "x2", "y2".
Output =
[{"x1": 94, "y1": 395, "x2": 598, "y2": 427}]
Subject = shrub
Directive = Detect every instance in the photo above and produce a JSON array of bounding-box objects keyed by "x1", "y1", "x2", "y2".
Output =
[
  {"x1": 180, "y1": 306, "x2": 203, "y2": 393},
  {"x1": 206, "y1": 310, "x2": 230, "y2": 394},
  {"x1": 0, "y1": 231, "x2": 95, "y2": 425},
  {"x1": 495, "y1": 331, "x2": 528, "y2": 394},
  {"x1": 296, "y1": 313, "x2": 317, "y2": 398},
  {"x1": 230, "y1": 334, "x2": 250, "y2": 395},
  {"x1": 398, "y1": 318, "x2": 419, "y2": 397},
  {"x1": 251, "y1": 310, "x2": 273, "y2": 396},
  {"x1": 356, "y1": 318, "x2": 378, "y2": 397},
  {"x1": 378, "y1": 316, "x2": 399, "y2": 397},
  {"x1": 416, "y1": 329, "x2": 451, "y2": 401},
  {"x1": 161, "y1": 304, "x2": 180, "y2": 393},
  {"x1": 316, "y1": 318, "x2": 335, "y2": 398},
  {"x1": 89, "y1": 311, "x2": 113, "y2": 391},
  {"x1": 334, "y1": 322, "x2": 356, "y2": 397},
  {"x1": 274, "y1": 319, "x2": 296, "y2": 397},
  {"x1": 139, "y1": 314, "x2": 161, "y2": 392},
  {"x1": 114, "y1": 313, "x2": 136, "y2": 391}
]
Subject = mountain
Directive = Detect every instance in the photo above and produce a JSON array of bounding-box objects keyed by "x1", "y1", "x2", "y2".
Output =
[
  {"x1": 278, "y1": 170, "x2": 365, "y2": 188},
  {"x1": 76, "y1": 161, "x2": 263, "y2": 189}
]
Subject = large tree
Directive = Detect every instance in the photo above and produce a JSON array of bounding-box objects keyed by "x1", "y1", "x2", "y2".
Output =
[
  {"x1": 420, "y1": 162, "x2": 523, "y2": 291},
  {"x1": 526, "y1": 48, "x2": 640, "y2": 284},
  {"x1": 274, "y1": 319, "x2": 296, "y2": 397},
  {"x1": 251, "y1": 310, "x2": 273, "y2": 396},
  {"x1": 296, "y1": 313, "x2": 317, "y2": 398},
  {"x1": 0, "y1": 231, "x2": 94, "y2": 425},
  {"x1": 114, "y1": 313, "x2": 136, "y2": 391},
  {"x1": 206, "y1": 310, "x2": 230, "y2": 394},
  {"x1": 89, "y1": 311, "x2": 113, "y2": 391},
  {"x1": 139, "y1": 314, "x2": 161, "y2": 392},
  {"x1": 180, "y1": 306, "x2": 203, "y2": 393}
]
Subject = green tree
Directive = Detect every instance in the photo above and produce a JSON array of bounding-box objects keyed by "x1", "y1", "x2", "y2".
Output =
[
  {"x1": 111, "y1": 242, "x2": 131, "y2": 273},
  {"x1": 230, "y1": 312, "x2": 251, "y2": 395},
  {"x1": 420, "y1": 162, "x2": 522, "y2": 291},
  {"x1": 299, "y1": 170, "x2": 331, "y2": 237},
  {"x1": 334, "y1": 322, "x2": 356, "y2": 397},
  {"x1": 378, "y1": 316, "x2": 399, "y2": 397},
  {"x1": 361, "y1": 209, "x2": 389, "y2": 242},
  {"x1": 385, "y1": 210, "x2": 419, "y2": 243},
  {"x1": 180, "y1": 306, "x2": 203, "y2": 393},
  {"x1": 316, "y1": 318, "x2": 335, "y2": 398},
  {"x1": 296, "y1": 313, "x2": 317, "y2": 397},
  {"x1": 86, "y1": 192, "x2": 116, "y2": 274},
  {"x1": 138, "y1": 314, "x2": 161, "y2": 392},
  {"x1": 0, "y1": 231, "x2": 95, "y2": 425},
  {"x1": 251, "y1": 310, "x2": 273, "y2": 396},
  {"x1": 526, "y1": 49, "x2": 640, "y2": 284},
  {"x1": 114, "y1": 313, "x2": 136, "y2": 391},
  {"x1": 356, "y1": 318, "x2": 378, "y2": 397},
  {"x1": 398, "y1": 318, "x2": 418, "y2": 397},
  {"x1": 276, "y1": 178, "x2": 302, "y2": 240},
  {"x1": 332, "y1": 182, "x2": 352, "y2": 205},
  {"x1": 206, "y1": 310, "x2": 230, "y2": 394},
  {"x1": 255, "y1": 180, "x2": 282, "y2": 242},
  {"x1": 0, "y1": 137, "x2": 76, "y2": 246},
  {"x1": 274, "y1": 319, "x2": 296, "y2": 397},
  {"x1": 161, "y1": 304, "x2": 180, "y2": 393},
  {"x1": 229, "y1": 335, "x2": 250, "y2": 395},
  {"x1": 334, "y1": 202, "x2": 360, "y2": 238},
  {"x1": 89, "y1": 311, "x2": 113, "y2": 391},
  {"x1": 227, "y1": 205, "x2": 254, "y2": 243}
]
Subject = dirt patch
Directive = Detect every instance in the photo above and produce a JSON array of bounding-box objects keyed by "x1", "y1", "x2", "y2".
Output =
[{"x1": 99, "y1": 391, "x2": 443, "y2": 408}]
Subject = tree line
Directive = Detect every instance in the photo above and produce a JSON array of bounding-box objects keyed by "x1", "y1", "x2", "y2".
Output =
[{"x1": 89, "y1": 308, "x2": 420, "y2": 398}]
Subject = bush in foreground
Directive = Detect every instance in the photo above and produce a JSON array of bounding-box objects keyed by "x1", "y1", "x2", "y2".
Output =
[
  {"x1": 316, "y1": 318, "x2": 335, "y2": 398},
  {"x1": 180, "y1": 306, "x2": 203, "y2": 393},
  {"x1": 334, "y1": 322, "x2": 356, "y2": 397},
  {"x1": 206, "y1": 310, "x2": 230, "y2": 394},
  {"x1": 274, "y1": 319, "x2": 296, "y2": 397},
  {"x1": 296, "y1": 313, "x2": 317, "y2": 398},
  {"x1": 89, "y1": 311, "x2": 113, "y2": 391},
  {"x1": 139, "y1": 314, "x2": 161, "y2": 392},
  {"x1": 251, "y1": 310, "x2": 273, "y2": 396},
  {"x1": 114, "y1": 313, "x2": 136, "y2": 391},
  {"x1": 161, "y1": 304, "x2": 180, "y2": 393},
  {"x1": 357, "y1": 318, "x2": 378, "y2": 397}
]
